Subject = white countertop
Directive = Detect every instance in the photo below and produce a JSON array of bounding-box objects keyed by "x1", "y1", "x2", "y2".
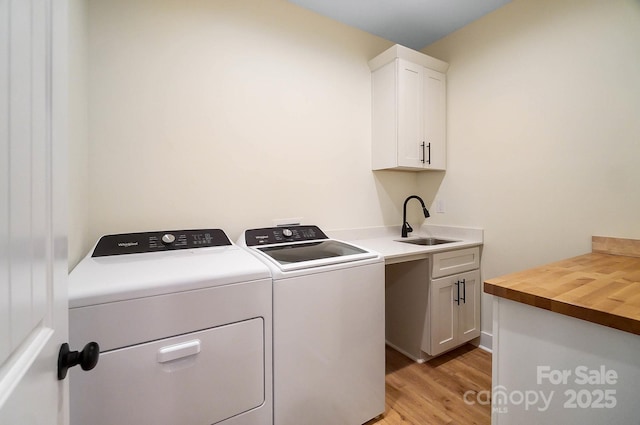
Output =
[{"x1": 327, "y1": 224, "x2": 483, "y2": 265}]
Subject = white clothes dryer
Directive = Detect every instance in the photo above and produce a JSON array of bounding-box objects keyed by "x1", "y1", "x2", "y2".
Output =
[
  {"x1": 68, "y1": 229, "x2": 272, "y2": 425},
  {"x1": 238, "y1": 225, "x2": 385, "y2": 425}
]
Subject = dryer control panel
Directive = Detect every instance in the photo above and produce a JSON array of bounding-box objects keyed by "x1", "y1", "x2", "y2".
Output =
[
  {"x1": 92, "y1": 229, "x2": 231, "y2": 257},
  {"x1": 245, "y1": 225, "x2": 328, "y2": 246}
]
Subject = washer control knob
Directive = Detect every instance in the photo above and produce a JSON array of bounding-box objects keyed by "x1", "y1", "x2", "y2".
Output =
[
  {"x1": 161, "y1": 234, "x2": 176, "y2": 245},
  {"x1": 282, "y1": 228, "x2": 293, "y2": 238}
]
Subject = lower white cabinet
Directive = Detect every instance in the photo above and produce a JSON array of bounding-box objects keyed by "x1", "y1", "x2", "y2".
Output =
[
  {"x1": 384, "y1": 246, "x2": 481, "y2": 362},
  {"x1": 423, "y1": 269, "x2": 481, "y2": 357}
]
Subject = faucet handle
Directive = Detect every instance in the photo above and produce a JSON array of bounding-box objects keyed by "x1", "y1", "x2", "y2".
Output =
[{"x1": 401, "y1": 222, "x2": 413, "y2": 238}]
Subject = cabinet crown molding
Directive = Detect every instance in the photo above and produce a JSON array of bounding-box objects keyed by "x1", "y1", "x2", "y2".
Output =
[{"x1": 368, "y1": 44, "x2": 449, "y2": 73}]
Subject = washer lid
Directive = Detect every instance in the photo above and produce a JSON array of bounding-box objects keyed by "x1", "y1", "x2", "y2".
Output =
[
  {"x1": 241, "y1": 225, "x2": 380, "y2": 272},
  {"x1": 69, "y1": 243, "x2": 271, "y2": 308},
  {"x1": 256, "y1": 239, "x2": 377, "y2": 271}
]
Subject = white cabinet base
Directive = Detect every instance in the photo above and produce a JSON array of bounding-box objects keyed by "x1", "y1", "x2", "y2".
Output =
[
  {"x1": 384, "y1": 247, "x2": 481, "y2": 362},
  {"x1": 492, "y1": 298, "x2": 640, "y2": 424}
]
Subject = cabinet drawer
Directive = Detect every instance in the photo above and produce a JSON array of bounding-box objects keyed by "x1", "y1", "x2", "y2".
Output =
[{"x1": 432, "y1": 247, "x2": 480, "y2": 278}]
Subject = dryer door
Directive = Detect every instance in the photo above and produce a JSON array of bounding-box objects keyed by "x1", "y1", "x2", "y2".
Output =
[{"x1": 70, "y1": 318, "x2": 265, "y2": 425}]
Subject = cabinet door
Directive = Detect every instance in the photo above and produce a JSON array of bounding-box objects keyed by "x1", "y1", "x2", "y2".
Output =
[
  {"x1": 458, "y1": 270, "x2": 481, "y2": 340},
  {"x1": 426, "y1": 275, "x2": 458, "y2": 356},
  {"x1": 426, "y1": 269, "x2": 480, "y2": 357},
  {"x1": 423, "y1": 68, "x2": 446, "y2": 170},
  {"x1": 397, "y1": 59, "x2": 425, "y2": 169}
]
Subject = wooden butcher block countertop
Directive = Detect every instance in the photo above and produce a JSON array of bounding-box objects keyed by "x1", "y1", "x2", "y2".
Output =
[{"x1": 484, "y1": 236, "x2": 640, "y2": 336}]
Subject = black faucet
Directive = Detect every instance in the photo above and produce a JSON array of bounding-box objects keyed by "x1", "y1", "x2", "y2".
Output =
[{"x1": 402, "y1": 195, "x2": 430, "y2": 237}]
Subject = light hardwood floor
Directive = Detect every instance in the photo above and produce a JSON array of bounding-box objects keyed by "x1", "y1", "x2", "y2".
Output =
[{"x1": 367, "y1": 344, "x2": 492, "y2": 425}]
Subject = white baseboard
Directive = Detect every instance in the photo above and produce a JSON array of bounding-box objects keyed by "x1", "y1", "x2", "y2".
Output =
[
  {"x1": 478, "y1": 330, "x2": 493, "y2": 353},
  {"x1": 385, "y1": 341, "x2": 426, "y2": 363}
]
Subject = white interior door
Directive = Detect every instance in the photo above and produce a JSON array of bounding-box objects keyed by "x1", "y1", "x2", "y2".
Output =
[{"x1": 0, "y1": 0, "x2": 69, "y2": 424}]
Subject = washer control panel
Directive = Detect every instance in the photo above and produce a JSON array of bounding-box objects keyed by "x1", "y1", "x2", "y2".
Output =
[
  {"x1": 245, "y1": 225, "x2": 328, "y2": 246},
  {"x1": 92, "y1": 229, "x2": 231, "y2": 257}
]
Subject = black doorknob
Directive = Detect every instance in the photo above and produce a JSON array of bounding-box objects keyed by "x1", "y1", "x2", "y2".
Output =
[{"x1": 57, "y1": 342, "x2": 100, "y2": 380}]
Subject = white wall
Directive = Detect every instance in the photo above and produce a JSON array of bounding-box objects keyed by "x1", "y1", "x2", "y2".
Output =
[
  {"x1": 68, "y1": 0, "x2": 89, "y2": 268},
  {"x1": 422, "y1": 0, "x2": 640, "y2": 341},
  {"x1": 70, "y1": 0, "x2": 424, "y2": 267},
  {"x1": 72, "y1": 0, "x2": 640, "y2": 351}
]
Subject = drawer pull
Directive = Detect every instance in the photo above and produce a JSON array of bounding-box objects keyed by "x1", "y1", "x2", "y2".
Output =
[{"x1": 157, "y1": 340, "x2": 201, "y2": 363}]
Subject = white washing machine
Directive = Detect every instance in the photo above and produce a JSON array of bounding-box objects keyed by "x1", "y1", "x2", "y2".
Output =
[
  {"x1": 68, "y1": 229, "x2": 273, "y2": 425},
  {"x1": 238, "y1": 225, "x2": 385, "y2": 425}
]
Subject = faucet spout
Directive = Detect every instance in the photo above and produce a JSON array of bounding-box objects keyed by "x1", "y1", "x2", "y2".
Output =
[{"x1": 402, "y1": 195, "x2": 430, "y2": 238}]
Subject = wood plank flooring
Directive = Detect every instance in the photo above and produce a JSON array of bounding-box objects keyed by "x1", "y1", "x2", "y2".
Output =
[{"x1": 367, "y1": 344, "x2": 492, "y2": 425}]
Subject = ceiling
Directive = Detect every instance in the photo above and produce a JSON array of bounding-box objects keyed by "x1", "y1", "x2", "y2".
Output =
[{"x1": 287, "y1": 0, "x2": 512, "y2": 50}]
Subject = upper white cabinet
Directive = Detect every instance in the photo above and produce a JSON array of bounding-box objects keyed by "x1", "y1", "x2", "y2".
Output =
[{"x1": 369, "y1": 45, "x2": 448, "y2": 171}]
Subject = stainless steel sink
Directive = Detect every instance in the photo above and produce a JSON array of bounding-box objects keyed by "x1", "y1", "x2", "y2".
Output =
[{"x1": 396, "y1": 237, "x2": 459, "y2": 246}]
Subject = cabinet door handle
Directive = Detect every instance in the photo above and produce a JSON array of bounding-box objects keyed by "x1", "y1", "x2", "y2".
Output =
[
  {"x1": 420, "y1": 142, "x2": 426, "y2": 163},
  {"x1": 454, "y1": 281, "x2": 460, "y2": 305},
  {"x1": 461, "y1": 278, "x2": 466, "y2": 304},
  {"x1": 426, "y1": 142, "x2": 431, "y2": 165}
]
